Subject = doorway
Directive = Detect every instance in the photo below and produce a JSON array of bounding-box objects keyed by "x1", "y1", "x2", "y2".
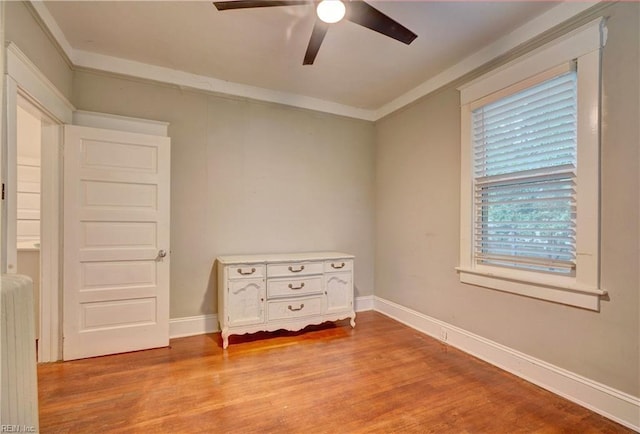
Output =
[
  {"x1": 14, "y1": 98, "x2": 43, "y2": 345},
  {"x1": 11, "y1": 95, "x2": 61, "y2": 362},
  {"x1": 5, "y1": 43, "x2": 169, "y2": 362},
  {"x1": 7, "y1": 93, "x2": 62, "y2": 363}
]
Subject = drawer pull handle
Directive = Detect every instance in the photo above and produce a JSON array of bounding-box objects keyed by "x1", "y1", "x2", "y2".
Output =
[
  {"x1": 288, "y1": 304, "x2": 305, "y2": 312},
  {"x1": 288, "y1": 283, "x2": 305, "y2": 290},
  {"x1": 331, "y1": 262, "x2": 346, "y2": 269},
  {"x1": 237, "y1": 267, "x2": 256, "y2": 275},
  {"x1": 288, "y1": 265, "x2": 305, "y2": 273}
]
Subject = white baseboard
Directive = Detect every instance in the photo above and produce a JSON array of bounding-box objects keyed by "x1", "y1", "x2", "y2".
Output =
[
  {"x1": 355, "y1": 295, "x2": 374, "y2": 312},
  {"x1": 169, "y1": 314, "x2": 219, "y2": 339},
  {"x1": 373, "y1": 296, "x2": 640, "y2": 432},
  {"x1": 169, "y1": 295, "x2": 373, "y2": 339}
]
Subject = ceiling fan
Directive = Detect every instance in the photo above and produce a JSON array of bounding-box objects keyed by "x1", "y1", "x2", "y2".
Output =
[{"x1": 213, "y1": 0, "x2": 418, "y2": 65}]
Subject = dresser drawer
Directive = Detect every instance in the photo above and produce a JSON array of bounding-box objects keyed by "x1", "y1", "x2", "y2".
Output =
[
  {"x1": 267, "y1": 296, "x2": 323, "y2": 320},
  {"x1": 267, "y1": 276, "x2": 322, "y2": 298},
  {"x1": 227, "y1": 264, "x2": 265, "y2": 280},
  {"x1": 324, "y1": 259, "x2": 353, "y2": 273},
  {"x1": 267, "y1": 261, "x2": 323, "y2": 277}
]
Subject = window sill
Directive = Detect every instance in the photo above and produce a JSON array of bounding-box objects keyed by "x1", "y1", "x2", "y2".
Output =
[{"x1": 455, "y1": 267, "x2": 606, "y2": 311}]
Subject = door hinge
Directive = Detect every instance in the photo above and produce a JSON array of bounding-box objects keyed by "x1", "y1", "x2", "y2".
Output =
[{"x1": 2, "y1": 183, "x2": 5, "y2": 200}]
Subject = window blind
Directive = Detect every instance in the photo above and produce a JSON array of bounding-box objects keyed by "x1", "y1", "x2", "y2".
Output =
[{"x1": 472, "y1": 71, "x2": 577, "y2": 275}]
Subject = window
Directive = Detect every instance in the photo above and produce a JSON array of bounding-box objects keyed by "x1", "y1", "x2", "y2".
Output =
[
  {"x1": 473, "y1": 69, "x2": 577, "y2": 275},
  {"x1": 457, "y1": 19, "x2": 607, "y2": 310}
]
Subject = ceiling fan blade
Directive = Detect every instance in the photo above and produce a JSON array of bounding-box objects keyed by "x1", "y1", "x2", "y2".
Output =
[
  {"x1": 213, "y1": 1, "x2": 309, "y2": 11},
  {"x1": 346, "y1": 1, "x2": 417, "y2": 45},
  {"x1": 303, "y1": 20, "x2": 329, "y2": 65}
]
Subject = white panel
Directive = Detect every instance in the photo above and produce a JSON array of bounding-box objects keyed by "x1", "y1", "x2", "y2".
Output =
[
  {"x1": 326, "y1": 273, "x2": 352, "y2": 313},
  {"x1": 82, "y1": 180, "x2": 157, "y2": 209},
  {"x1": 78, "y1": 248, "x2": 158, "y2": 263},
  {"x1": 82, "y1": 298, "x2": 157, "y2": 330},
  {"x1": 82, "y1": 221, "x2": 156, "y2": 248},
  {"x1": 81, "y1": 261, "x2": 156, "y2": 289},
  {"x1": 17, "y1": 181, "x2": 40, "y2": 194},
  {"x1": 227, "y1": 279, "x2": 264, "y2": 327},
  {"x1": 17, "y1": 210, "x2": 39, "y2": 220},
  {"x1": 17, "y1": 192, "x2": 40, "y2": 210},
  {"x1": 78, "y1": 286, "x2": 158, "y2": 303},
  {"x1": 16, "y1": 221, "x2": 40, "y2": 238},
  {"x1": 17, "y1": 104, "x2": 42, "y2": 160},
  {"x1": 17, "y1": 165, "x2": 40, "y2": 183},
  {"x1": 17, "y1": 157, "x2": 40, "y2": 167},
  {"x1": 16, "y1": 151, "x2": 41, "y2": 247},
  {"x1": 81, "y1": 139, "x2": 158, "y2": 173}
]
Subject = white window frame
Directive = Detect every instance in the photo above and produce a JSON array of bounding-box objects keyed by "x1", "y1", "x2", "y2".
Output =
[{"x1": 457, "y1": 18, "x2": 607, "y2": 311}]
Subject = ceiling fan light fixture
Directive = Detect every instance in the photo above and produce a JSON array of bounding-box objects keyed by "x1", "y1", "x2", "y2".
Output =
[{"x1": 316, "y1": 0, "x2": 346, "y2": 24}]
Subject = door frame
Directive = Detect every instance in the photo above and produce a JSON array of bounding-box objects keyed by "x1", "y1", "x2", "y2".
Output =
[{"x1": 4, "y1": 43, "x2": 73, "y2": 362}]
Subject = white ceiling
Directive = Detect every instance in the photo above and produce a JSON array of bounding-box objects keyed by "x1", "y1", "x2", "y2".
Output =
[{"x1": 41, "y1": 1, "x2": 561, "y2": 115}]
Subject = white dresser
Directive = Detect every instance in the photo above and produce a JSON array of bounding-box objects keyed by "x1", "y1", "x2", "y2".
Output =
[{"x1": 217, "y1": 252, "x2": 355, "y2": 349}]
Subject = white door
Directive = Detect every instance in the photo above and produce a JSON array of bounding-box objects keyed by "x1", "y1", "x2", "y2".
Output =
[{"x1": 63, "y1": 125, "x2": 170, "y2": 360}]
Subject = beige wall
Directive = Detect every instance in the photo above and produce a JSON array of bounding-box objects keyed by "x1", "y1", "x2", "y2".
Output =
[
  {"x1": 4, "y1": 1, "x2": 73, "y2": 101},
  {"x1": 375, "y1": 2, "x2": 639, "y2": 397},
  {"x1": 72, "y1": 71, "x2": 376, "y2": 318}
]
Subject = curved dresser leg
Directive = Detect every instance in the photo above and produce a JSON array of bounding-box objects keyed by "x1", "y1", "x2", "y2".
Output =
[
  {"x1": 221, "y1": 329, "x2": 229, "y2": 349},
  {"x1": 350, "y1": 313, "x2": 356, "y2": 328}
]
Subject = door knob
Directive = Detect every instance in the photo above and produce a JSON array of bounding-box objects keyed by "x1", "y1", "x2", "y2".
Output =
[{"x1": 157, "y1": 249, "x2": 167, "y2": 259}]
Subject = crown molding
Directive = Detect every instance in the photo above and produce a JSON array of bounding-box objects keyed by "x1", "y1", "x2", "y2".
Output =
[
  {"x1": 73, "y1": 49, "x2": 377, "y2": 121},
  {"x1": 373, "y1": 1, "x2": 603, "y2": 120},
  {"x1": 29, "y1": 0, "x2": 75, "y2": 62},
  {"x1": 28, "y1": 1, "x2": 602, "y2": 122}
]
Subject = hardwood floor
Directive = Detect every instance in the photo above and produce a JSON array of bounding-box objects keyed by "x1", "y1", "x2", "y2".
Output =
[{"x1": 38, "y1": 311, "x2": 631, "y2": 433}]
